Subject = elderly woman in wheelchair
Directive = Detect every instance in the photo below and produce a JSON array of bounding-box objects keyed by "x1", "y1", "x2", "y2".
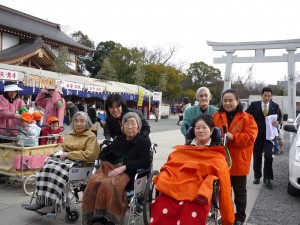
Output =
[
  {"x1": 149, "y1": 114, "x2": 235, "y2": 225},
  {"x1": 25, "y1": 111, "x2": 100, "y2": 215},
  {"x1": 82, "y1": 111, "x2": 151, "y2": 225}
]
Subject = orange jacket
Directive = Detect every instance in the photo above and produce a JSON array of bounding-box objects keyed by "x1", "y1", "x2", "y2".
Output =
[
  {"x1": 153, "y1": 145, "x2": 235, "y2": 225},
  {"x1": 213, "y1": 111, "x2": 258, "y2": 176}
]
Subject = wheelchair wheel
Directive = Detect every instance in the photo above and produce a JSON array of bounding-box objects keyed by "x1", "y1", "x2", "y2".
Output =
[
  {"x1": 23, "y1": 175, "x2": 36, "y2": 196},
  {"x1": 143, "y1": 170, "x2": 159, "y2": 225},
  {"x1": 0, "y1": 175, "x2": 9, "y2": 187},
  {"x1": 65, "y1": 209, "x2": 79, "y2": 224}
]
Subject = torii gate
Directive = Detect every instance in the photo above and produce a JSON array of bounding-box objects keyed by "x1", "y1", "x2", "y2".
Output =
[{"x1": 207, "y1": 39, "x2": 299, "y2": 119}]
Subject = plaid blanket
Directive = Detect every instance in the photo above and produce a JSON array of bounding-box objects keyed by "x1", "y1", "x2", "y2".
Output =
[{"x1": 36, "y1": 157, "x2": 74, "y2": 212}]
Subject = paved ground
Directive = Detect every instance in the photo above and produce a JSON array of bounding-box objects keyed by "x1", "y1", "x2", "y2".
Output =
[{"x1": 0, "y1": 115, "x2": 299, "y2": 225}]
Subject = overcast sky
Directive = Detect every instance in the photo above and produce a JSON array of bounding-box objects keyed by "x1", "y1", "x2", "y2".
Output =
[{"x1": 2, "y1": 0, "x2": 300, "y2": 84}]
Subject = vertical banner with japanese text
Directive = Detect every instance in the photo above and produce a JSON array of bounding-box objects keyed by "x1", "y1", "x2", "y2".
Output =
[{"x1": 137, "y1": 88, "x2": 144, "y2": 107}]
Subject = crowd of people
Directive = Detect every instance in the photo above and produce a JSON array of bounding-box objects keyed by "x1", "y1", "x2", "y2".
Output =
[{"x1": 0, "y1": 80, "x2": 283, "y2": 225}]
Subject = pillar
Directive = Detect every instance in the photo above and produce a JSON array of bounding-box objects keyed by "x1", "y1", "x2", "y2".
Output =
[
  {"x1": 223, "y1": 51, "x2": 234, "y2": 91},
  {"x1": 287, "y1": 48, "x2": 296, "y2": 119}
]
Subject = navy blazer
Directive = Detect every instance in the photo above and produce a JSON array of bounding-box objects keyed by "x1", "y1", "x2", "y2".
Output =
[{"x1": 246, "y1": 100, "x2": 281, "y2": 135}]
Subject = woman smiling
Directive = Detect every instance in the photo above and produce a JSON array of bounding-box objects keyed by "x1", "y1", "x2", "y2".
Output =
[{"x1": 213, "y1": 89, "x2": 258, "y2": 225}]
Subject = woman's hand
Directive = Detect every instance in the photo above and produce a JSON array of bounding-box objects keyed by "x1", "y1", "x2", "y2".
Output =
[
  {"x1": 60, "y1": 152, "x2": 69, "y2": 161},
  {"x1": 226, "y1": 132, "x2": 234, "y2": 140},
  {"x1": 15, "y1": 113, "x2": 21, "y2": 119},
  {"x1": 41, "y1": 88, "x2": 48, "y2": 93},
  {"x1": 108, "y1": 165, "x2": 126, "y2": 177}
]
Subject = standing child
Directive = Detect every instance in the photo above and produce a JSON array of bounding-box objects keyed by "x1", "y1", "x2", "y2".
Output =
[
  {"x1": 40, "y1": 117, "x2": 63, "y2": 145},
  {"x1": 17, "y1": 112, "x2": 41, "y2": 147}
]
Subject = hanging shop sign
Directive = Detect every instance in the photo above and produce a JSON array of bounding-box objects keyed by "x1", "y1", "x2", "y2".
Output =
[
  {"x1": 152, "y1": 92, "x2": 162, "y2": 101},
  {"x1": 86, "y1": 85, "x2": 105, "y2": 93},
  {"x1": 23, "y1": 74, "x2": 55, "y2": 88},
  {"x1": 0, "y1": 69, "x2": 18, "y2": 80},
  {"x1": 61, "y1": 81, "x2": 83, "y2": 91}
]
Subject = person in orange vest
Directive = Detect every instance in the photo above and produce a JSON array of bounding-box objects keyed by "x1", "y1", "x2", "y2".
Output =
[{"x1": 213, "y1": 89, "x2": 258, "y2": 225}]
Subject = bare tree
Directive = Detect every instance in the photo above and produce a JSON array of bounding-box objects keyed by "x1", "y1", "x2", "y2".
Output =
[{"x1": 143, "y1": 44, "x2": 180, "y2": 66}]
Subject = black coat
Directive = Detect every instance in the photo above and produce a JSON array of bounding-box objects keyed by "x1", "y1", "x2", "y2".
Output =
[
  {"x1": 105, "y1": 108, "x2": 150, "y2": 139},
  {"x1": 100, "y1": 134, "x2": 151, "y2": 190},
  {"x1": 246, "y1": 100, "x2": 282, "y2": 136},
  {"x1": 87, "y1": 107, "x2": 98, "y2": 123}
]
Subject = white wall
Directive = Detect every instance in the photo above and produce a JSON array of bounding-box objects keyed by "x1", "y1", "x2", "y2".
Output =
[{"x1": 2, "y1": 33, "x2": 19, "y2": 50}]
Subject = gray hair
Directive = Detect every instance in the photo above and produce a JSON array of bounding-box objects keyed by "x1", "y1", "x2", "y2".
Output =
[
  {"x1": 122, "y1": 112, "x2": 142, "y2": 133},
  {"x1": 70, "y1": 111, "x2": 93, "y2": 130},
  {"x1": 196, "y1": 87, "x2": 212, "y2": 99}
]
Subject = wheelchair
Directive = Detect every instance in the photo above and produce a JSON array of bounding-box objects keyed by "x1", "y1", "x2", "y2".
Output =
[
  {"x1": 23, "y1": 155, "x2": 95, "y2": 224},
  {"x1": 142, "y1": 127, "x2": 226, "y2": 225},
  {"x1": 98, "y1": 139, "x2": 158, "y2": 225},
  {"x1": 142, "y1": 170, "x2": 221, "y2": 225}
]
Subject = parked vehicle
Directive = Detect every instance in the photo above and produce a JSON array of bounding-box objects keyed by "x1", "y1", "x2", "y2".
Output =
[{"x1": 283, "y1": 115, "x2": 300, "y2": 195}]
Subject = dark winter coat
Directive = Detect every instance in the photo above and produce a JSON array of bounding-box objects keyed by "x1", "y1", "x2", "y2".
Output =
[{"x1": 100, "y1": 133, "x2": 151, "y2": 190}]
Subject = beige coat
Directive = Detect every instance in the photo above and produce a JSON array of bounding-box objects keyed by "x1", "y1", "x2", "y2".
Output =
[{"x1": 62, "y1": 129, "x2": 100, "y2": 162}]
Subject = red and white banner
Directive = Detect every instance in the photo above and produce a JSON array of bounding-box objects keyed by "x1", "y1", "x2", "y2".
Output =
[
  {"x1": 64, "y1": 81, "x2": 83, "y2": 91},
  {"x1": 86, "y1": 85, "x2": 105, "y2": 92},
  {"x1": 0, "y1": 69, "x2": 18, "y2": 80}
]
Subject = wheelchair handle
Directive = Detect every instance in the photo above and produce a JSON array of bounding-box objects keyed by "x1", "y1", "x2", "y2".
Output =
[{"x1": 151, "y1": 143, "x2": 157, "y2": 153}]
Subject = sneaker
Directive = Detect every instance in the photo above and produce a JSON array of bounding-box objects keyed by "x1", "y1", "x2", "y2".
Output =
[{"x1": 25, "y1": 203, "x2": 45, "y2": 211}]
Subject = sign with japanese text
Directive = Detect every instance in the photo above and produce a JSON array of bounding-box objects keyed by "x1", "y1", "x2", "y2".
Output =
[
  {"x1": 0, "y1": 69, "x2": 18, "y2": 80},
  {"x1": 152, "y1": 92, "x2": 162, "y2": 101},
  {"x1": 137, "y1": 89, "x2": 144, "y2": 107},
  {"x1": 86, "y1": 85, "x2": 105, "y2": 92},
  {"x1": 62, "y1": 81, "x2": 83, "y2": 91},
  {"x1": 24, "y1": 74, "x2": 55, "y2": 88}
]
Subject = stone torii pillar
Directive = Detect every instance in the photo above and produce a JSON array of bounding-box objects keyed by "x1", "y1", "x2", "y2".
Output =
[
  {"x1": 287, "y1": 48, "x2": 296, "y2": 119},
  {"x1": 224, "y1": 50, "x2": 234, "y2": 91},
  {"x1": 207, "y1": 39, "x2": 300, "y2": 119}
]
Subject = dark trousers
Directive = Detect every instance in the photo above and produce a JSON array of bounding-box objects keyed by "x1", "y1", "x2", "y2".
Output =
[
  {"x1": 253, "y1": 137, "x2": 273, "y2": 180},
  {"x1": 231, "y1": 175, "x2": 247, "y2": 222}
]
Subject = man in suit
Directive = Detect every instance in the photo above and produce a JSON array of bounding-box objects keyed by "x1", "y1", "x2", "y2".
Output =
[{"x1": 246, "y1": 87, "x2": 282, "y2": 187}]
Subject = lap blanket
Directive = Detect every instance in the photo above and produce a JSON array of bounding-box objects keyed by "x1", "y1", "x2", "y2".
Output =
[
  {"x1": 150, "y1": 193, "x2": 210, "y2": 225},
  {"x1": 36, "y1": 158, "x2": 74, "y2": 212},
  {"x1": 82, "y1": 161, "x2": 130, "y2": 225}
]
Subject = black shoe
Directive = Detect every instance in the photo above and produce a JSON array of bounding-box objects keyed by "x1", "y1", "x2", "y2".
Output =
[
  {"x1": 264, "y1": 178, "x2": 272, "y2": 187},
  {"x1": 105, "y1": 221, "x2": 115, "y2": 225},
  {"x1": 25, "y1": 203, "x2": 45, "y2": 211},
  {"x1": 253, "y1": 178, "x2": 260, "y2": 184},
  {"x1": 233, "y1": 220, "x2": 244, "y2": 225},
  {"x1": 36, "y1": 206, "x2": 55, "y2": 215}
]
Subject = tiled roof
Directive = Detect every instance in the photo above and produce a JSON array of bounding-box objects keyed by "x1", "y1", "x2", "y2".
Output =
[
  {"x1": 0, "y1": 38, "x2": 55, "y2": 62},
  {"x1": 0, "y1": 5, "x2": 94, "y2": 52}
]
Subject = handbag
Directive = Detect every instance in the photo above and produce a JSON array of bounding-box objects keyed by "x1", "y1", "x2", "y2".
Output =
[{"x1": 91, "y1": 122, "x2": 98, "y2": 131}]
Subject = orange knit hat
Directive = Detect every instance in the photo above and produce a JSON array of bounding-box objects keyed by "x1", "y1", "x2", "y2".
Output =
[
  {"x1": 20, "y1": 112, "x2": 33, "y2": 123},
  {"x1": 48, "y1": 116, "x2": 59, "y2": 125},
  {"x1": 32, "y1": 112, "x2": 42, "y2": 121}
]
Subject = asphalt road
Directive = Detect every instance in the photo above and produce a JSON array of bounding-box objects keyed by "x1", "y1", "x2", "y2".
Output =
[{"x1": 0, "y1": 115, "x2": 299, "y2": 225}]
